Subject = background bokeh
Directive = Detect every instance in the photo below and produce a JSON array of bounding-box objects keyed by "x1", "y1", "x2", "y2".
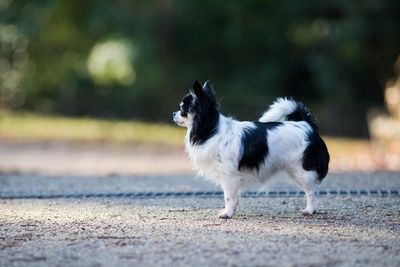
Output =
[{"x1": 1, "y1": 0, "x2": 400, "y2": 137}]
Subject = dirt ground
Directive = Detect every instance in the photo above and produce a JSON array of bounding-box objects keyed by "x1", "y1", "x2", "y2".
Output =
[
  {"x1": 1, "y1": 196, "x2": 399, "y2": 267},
  {"x1": 1, "y1": 172, "x2": 400, "y2": 267}
]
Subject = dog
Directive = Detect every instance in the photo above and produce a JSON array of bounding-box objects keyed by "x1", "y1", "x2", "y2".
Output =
[{"x1": 173, "y1": 80, "x2": 330, "y2": 218}]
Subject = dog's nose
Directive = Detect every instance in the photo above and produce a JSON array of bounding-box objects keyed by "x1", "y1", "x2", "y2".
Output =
[{"x1": 172, "y1": 112, "x2": 177, "y2": 121}]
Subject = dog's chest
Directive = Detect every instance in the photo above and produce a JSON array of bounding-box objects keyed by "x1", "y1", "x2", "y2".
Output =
[
  {"x1": 189, "y1": 146, "x2": 219, "y2": 169},
  {"x1": 186, "y1": 143, "x2": 235, "y2": 183}
]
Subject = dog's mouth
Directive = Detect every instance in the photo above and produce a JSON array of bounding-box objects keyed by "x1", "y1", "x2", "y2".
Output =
[
  {"x1": 174, "y1": 118, "x2": 183, "y2": 126},
  {"x1": 174, "y1": 119, "x2": 185, "y2": 127},
  {"x1": 172, "y1": 112, "x2": 185, "y2": 127}
]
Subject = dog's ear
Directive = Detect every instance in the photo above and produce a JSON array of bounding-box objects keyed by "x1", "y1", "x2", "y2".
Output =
[
  {"x1": 203, "y1": 80, "x2": 213, "y2": 92},
  {"x1": 203, "y1": 79, "x2": 217, "y2": 103},
  {"x1": 191, "y1": 80, "x2": 203, "y2": 97}
]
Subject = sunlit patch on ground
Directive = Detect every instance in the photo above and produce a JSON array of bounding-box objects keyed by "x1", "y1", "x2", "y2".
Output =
[{"x1": 1, "y1": 113, "x2": 400, "y2": 175}]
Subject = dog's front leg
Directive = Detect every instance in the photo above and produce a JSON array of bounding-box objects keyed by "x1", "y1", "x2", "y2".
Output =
[{"x1": 218, "y1": 180, "x2": 240, "y2": 219}]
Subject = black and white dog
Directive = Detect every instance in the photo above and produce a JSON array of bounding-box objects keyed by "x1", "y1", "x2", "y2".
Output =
[{"x1": 173, "y1": 80, "x2": 329, "y2": 218}]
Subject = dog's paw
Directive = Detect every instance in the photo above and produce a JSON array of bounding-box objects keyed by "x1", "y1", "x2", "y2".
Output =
[
  {"x1": 218, "y1": 209, "x2": 233, "y2": 219},
  {"x1": 302, "y1": 208, "x2": 316, "y2": 215}
]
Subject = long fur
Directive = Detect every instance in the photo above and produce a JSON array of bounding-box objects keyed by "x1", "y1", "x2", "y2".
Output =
[{"x1": 173, "y1": 81, "x2": 330, "y2": 218}]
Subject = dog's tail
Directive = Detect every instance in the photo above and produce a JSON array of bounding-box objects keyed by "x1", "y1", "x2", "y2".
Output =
[{"x1": 259, "y1": 98, "x2": 319, "y2": 131}]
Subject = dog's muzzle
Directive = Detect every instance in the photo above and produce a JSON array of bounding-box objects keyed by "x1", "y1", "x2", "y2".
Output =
[
  {"x1": 172, "y1": 112, "x2": 179, "y2": 124},
  {"x1": 173, "y1": 111, "x2": 185, "y2": 126}
]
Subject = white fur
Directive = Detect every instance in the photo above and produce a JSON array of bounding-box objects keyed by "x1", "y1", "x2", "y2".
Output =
[
  {"x1": 184, "y1": 114, "x2": 318, "y2": 218},
  {"x1": 259, "y1": 98, "x2": 298, "y2": 123}
]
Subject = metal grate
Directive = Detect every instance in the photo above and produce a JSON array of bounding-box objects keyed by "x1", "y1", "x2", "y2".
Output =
[{"x1": 0, "y1": 189, "x2": 399, "y2": 200}]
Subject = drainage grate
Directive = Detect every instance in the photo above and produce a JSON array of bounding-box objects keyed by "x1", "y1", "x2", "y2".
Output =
[{"x1": 0, "y1": 189, "x2": 399, "y2": 200}]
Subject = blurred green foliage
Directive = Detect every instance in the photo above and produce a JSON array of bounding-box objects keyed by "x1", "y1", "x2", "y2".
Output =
[{"x1": 0, "y1": 0, "x2": 399, "y2": 136}]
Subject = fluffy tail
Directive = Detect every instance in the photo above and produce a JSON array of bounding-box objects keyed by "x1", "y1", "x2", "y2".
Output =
[{"x1": 259, "y1": 98, "x2": 319, "y2": 131}]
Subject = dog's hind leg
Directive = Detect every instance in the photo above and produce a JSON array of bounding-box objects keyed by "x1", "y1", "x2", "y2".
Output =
[
  {"x1": 289, "y1": 169, "x2": 319, "y2": 215},
  {"x1": 218, "y1": 179, "x2": 241, "y2": 219}
]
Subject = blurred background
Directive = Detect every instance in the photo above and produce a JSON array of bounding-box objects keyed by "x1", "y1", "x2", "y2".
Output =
[{"x1": 1, "y1": 0, "x2": 400, "y2": 175}]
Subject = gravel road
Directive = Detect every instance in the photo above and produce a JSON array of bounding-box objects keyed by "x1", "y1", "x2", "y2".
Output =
[
  {"x1": 1, "y1": 196, "x2": 399, "y2": 267},
  {"x1": 0, "y1": 172, "x2": 400, "y2": 267}
]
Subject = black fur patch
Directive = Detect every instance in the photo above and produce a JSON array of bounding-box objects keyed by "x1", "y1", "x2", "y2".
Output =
[
  {"x1": 238, "y1": 122, "x2": 282, "y2": 172},
  {"x1": 286, "y1": 102, "x2": 319, "y2": 131},
  {"x1": 190, "y1": 107, "x2": 219, "y2": 145},
  {"x1": 302, "y1": 131, "x2": 330, "y2": 181},
  {"x1": 188, "y1": 83, "x2": 220, "y2": 145}
]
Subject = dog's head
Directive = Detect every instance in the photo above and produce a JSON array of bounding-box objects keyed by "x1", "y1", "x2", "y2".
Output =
[{"x1": 173, "y1": 80, "x2": 218, "y2": 129}]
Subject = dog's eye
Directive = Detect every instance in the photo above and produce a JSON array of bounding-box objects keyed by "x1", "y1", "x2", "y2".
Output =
[{"x1": 180, "y1": 111, "x2": 188, "y2": 117}]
